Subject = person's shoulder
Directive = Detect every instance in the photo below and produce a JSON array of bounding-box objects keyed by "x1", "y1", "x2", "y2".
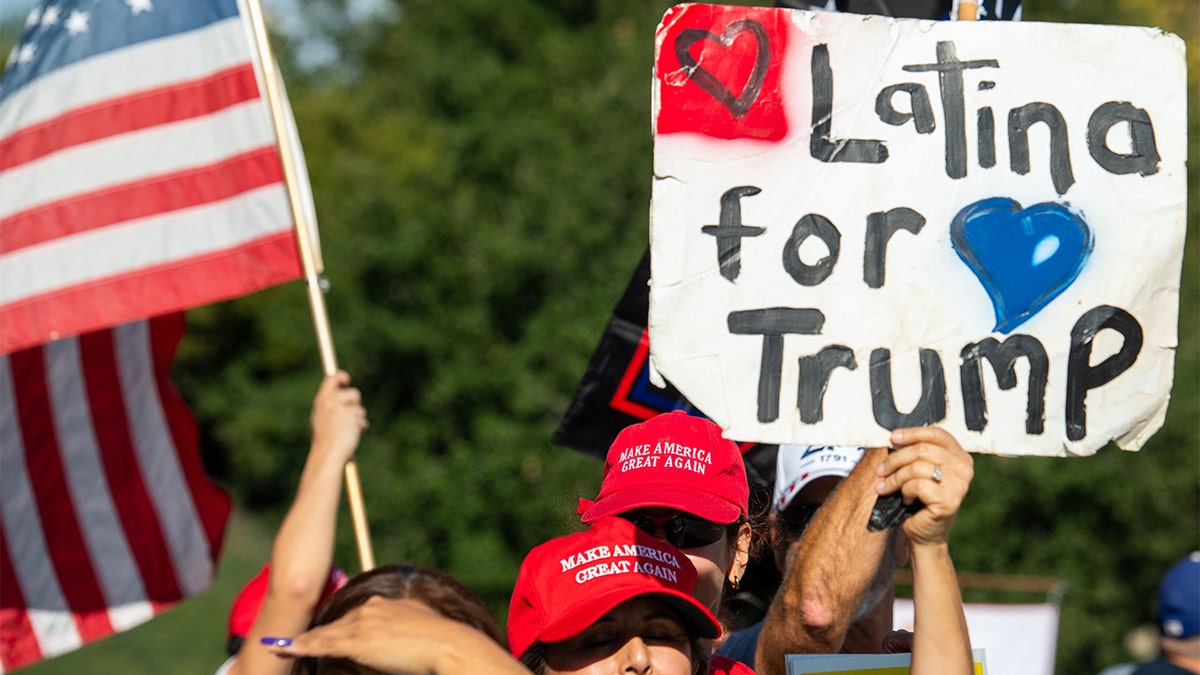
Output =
[
  {"x1": 1125, "y1": 658, "x2": 1196, "y2": 675},
  {"x1": 714, "y1": 619, "x2": 763, "y2": 666},
  {"x1": 719, "y1": 620, "x2": 764, "y2": 650},
  {"x1": 711, "y1": 653, "x2": 758, "y2": 675}
]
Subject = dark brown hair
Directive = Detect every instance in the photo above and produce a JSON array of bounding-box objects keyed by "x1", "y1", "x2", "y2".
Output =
[{"x1": 292, "y1": 563, "x2": 499, "y2": 674}]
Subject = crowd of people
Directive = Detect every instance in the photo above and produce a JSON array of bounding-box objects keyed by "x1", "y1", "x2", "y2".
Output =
[{"x1": 216, "y1": 372, "x2": 991, "y2": 674}]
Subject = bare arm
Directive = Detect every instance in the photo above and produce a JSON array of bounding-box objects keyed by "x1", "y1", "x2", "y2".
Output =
[
  {"x1": 229, "y1": 371, "x2": 366, "y2": 675},
  {"x1": 874, "y1": 427, "x2": 973, "y2": 675},
  {"x1": 754, "y1": 447, "x2": 890, "y2": 675},
  {"x1": 266, "y1": 597, "x2": 533, "y2": 675}
]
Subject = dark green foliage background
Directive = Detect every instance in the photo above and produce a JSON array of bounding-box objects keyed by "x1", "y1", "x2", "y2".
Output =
[{"x1": 4, "y1": 0, "x2": 1196, "y2": 673}]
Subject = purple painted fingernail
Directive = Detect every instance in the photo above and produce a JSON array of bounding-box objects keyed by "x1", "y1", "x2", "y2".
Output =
[{"x1": 261, "y1": 637, "x2": 293, "y2": 648}]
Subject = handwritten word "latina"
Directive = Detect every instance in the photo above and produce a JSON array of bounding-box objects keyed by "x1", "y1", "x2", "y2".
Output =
[{"x1": 812, "y1": 41, "x2": 1161, "y2": 196}]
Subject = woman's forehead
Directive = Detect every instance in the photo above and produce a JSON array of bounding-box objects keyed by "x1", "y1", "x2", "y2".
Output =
[{"x1": 599, "y1": 595, "x2": 686, "y2": 624}]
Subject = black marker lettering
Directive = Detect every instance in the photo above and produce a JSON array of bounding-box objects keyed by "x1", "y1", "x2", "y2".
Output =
[
  {"x1": 977, "y1": 107, "x2": 996, "y2": 168},
  {"x1": 1066, "y1": 306, "x2": 1143, "y2": 441},
  {"x1": 903, "y1": 41, "x2": 998, "y2": 180},
  {"x1": 728, "y1": 308, "x2": 825, "y2": 423},
  {"x1": 797, "y1": 346, "x2": 857, "y2": 423},
  {"x1": 810, "y1": 44, "x2": 888, "y2": 164},
  {"x1": 869, "y1": 348, "x2": 947, "y2": 429},
  {"x1": 1087, "y1": 101, "x2": 1161, "y2": 177},
  {"x1": 1008, "y1": 102, "x2": 1075, "y2": 195},
  {"x1": 960, "y1": 335, "x2": 1048, "y2": 434},
  {"x1": 783, "y1": 213, "x2": 840, "y2": 287},
  {"x1": 701, "y1": 186, "x2": 765, "y2": 282},
  {"x1": 863, "y1": 207, "x2": 925, "y2": 289},
  {"x1": 875, "y1": 83, "x2": 936, "y2": 134}
]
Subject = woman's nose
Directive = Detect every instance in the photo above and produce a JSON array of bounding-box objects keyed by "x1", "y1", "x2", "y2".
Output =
[{"x1": 618, "y1": 636, "x2": 652, "y2": 674}]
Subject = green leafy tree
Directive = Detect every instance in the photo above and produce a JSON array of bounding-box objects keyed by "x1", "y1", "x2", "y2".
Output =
[{"x1": 180, "y1": 0, "x2": 679, "y2": 616}]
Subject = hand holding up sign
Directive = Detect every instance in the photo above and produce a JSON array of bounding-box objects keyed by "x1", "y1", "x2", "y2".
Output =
[
  {"x1": 873, "y1": 426, "x2": 974, "y2": 674},
  {"x1": 873, "y1": 427, "x2": 974, "y2": 549}
]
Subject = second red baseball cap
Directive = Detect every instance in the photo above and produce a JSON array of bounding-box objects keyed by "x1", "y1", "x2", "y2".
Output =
[
  {"x1": 580, "y1": 411, "x2": 748, "y2": 525},
  {"x1": 227, "y1": 563, "x2": 348, "y2": 641}
]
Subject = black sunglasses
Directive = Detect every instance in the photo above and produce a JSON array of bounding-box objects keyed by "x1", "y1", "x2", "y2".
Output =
[
  {"x1": 618, "y1": 511, "x2": 729, "y2": 549},
  {"x1": 779, "y1": 502, "x2": 820, "y2": 536}
]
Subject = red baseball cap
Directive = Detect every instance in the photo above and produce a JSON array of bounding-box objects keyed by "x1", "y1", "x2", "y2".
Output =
[
  {"x1": 227, "y1": 563, "x2": 349, "y2": 640},
  {"x1": 580, "y1": 411, "x2": 748, "y2": 525},
  {"x1": 507, "y1": 516, "x2": 720, "y2": 659}
]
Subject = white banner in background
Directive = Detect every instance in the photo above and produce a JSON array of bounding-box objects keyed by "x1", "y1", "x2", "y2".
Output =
[{"x1": 893, "y1": 599, "x2": 1059, "y2": 675}]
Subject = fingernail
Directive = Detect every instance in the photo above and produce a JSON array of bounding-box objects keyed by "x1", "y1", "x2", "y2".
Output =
[
  {"x1": 874, "y1": 480, "x2": 885, "y2": 492},
  {"x1": 875, "y1": 462, "x2": 886, "y2": 476},
  {"x1": 261, "y1": 637, "x2": 293, "y2": 648}
]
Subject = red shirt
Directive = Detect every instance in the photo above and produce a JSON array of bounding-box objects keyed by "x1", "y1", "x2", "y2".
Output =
[{"x1": 712, "y1": 653, "x2": 757, "y2": 675}]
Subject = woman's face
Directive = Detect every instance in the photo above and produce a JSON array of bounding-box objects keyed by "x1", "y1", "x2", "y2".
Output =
[
  {"x1": 623, "y1": 508, "x2": 750, "y2": 614},
  {"x1": 542, "y1": 597, "x2": 696, "y2": 675}
]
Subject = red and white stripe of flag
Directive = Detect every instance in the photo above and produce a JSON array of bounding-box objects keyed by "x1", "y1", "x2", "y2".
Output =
[
  {"x1": 0, "y1": 0, "x2": 315, "y2": 354},
  {"x1": 0, "y1": 314, "x2": 230, "y2": 672}
]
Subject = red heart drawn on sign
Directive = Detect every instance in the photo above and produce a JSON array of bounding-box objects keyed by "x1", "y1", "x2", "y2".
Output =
[
  {"x1": 673, "y1": 20, "x2": 769, "y2": 118},
  {"x1": 655, "y1": 5, "x2": 789, "y2": 141}
]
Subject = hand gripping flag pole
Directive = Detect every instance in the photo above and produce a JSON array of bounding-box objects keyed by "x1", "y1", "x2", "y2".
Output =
[{"x1": 240, "y1": 0, "x2": 376, "y2": 571}]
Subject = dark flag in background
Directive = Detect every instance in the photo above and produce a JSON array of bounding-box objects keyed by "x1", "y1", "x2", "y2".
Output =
[
  {"x1": 552, "y1": 250, "x2": 776, "y2": 490},
  {"x1": 552, "y1": 250, "x2": 781, "y2": 610}
]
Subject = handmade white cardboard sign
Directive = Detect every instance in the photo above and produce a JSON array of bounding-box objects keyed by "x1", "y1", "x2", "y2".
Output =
[
  {"x1": 786, "y1": 649, "x2": 989, "y2": 674},
  {"x1": 648, "y1": 4, "x2": 1187, "y2": 456}
]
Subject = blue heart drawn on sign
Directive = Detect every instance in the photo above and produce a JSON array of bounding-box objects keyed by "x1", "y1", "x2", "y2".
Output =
[{"x1": 951, "y1": 197, "x2": 1093, "y2": 334}]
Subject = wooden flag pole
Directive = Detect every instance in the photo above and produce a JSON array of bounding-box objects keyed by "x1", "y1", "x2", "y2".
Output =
[
  {"x1": 241, "y1": 0, "x2": 376, "y2": 572},
  {"x1": 957, "y1": 1, "x2": 979, "y2": 20}
]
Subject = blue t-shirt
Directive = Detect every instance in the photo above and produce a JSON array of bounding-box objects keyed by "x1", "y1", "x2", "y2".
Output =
[
  {"x1": 716, "y1": 620, "x2": 765, "y2": 669},
  {"x1": 1130, "y1": 657, "x2": 1195, "y2": 675}
]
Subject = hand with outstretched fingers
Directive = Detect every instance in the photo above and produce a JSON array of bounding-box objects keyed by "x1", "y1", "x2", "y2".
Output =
[
  {"x1": 874, "y1": 426, "x2": 974, "y2": 675},
  {"x1": 263, "y1": 597, "x2": 531, "y2": 675},
  {"x1": 873, "y1": 426, "x2": 974, "y2": 549}
]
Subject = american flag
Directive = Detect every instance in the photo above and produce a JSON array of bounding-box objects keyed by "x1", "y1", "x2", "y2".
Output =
[
  {"x1": 0, "y1": 313, "x2": 231, "y2": 671},
  {"x1": 0, "y1": 0, "x2": 319, "y2": 668},
  {"x1": 0, "y1": 0, "x2": 315, "y2": 355}
]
